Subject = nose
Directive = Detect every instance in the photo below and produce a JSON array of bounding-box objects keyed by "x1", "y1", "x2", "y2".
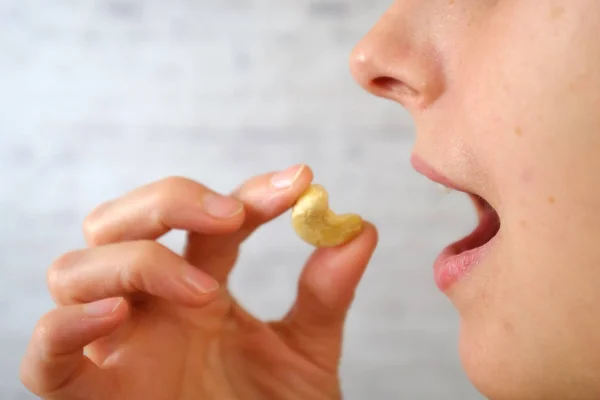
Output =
[{"x1": 349, "y1": 6, "x2": 445, "y2": 110}]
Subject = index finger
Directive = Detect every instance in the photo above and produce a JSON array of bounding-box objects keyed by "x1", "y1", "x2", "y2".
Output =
[
  {"x1": 184, "y1": 164, "x2": 314, "y2": 282},
  {"x1": 83, "y1": 176, "x2": 246, "y2": 246}
]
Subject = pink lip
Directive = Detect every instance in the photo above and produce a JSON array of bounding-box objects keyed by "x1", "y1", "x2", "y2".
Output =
[
  {"x1": 433, "y1": 206, "x2": 499, "y2": 291},
  {"x1": 410, "y1": 153, "x2": 499, "y2": 291},
  {"x1": 410, "y1": 154, "x2": 470, "y2": 192}
]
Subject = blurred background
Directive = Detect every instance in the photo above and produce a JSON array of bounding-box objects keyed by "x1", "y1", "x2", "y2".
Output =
[{"x1": 0, "y1": 0, "x2": 483, "y2": 398}]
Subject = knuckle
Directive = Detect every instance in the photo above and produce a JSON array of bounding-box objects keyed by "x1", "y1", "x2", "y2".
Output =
[
  {"x1": 133, "y1": 239, "x2": 165, "y2": 259},
  {"x1": 157, "y1": 176, "x2": 207, "y2": 204},
  {"x1": 22, "y1": 313, "x2": 68, "y2": 395},
  {"x1": 159, "y1": 176, "x2": 195, "y2": 193},
  {"x1": 149, "y1": 177, "x2": 197, "y2": 223},
  {"x1": 31, "y1": 313, "x2": 59, "y2": 359},
  {"x1": 19, "y1": 362, "x2": 42, "y2": 395},
  {"x1": 47, "y1": 250, "x2": 87, "y2": 304},
  {"x1": 46, "y1": 266, "x2": 61, "y2": 295},
  {"x1": 121, "y1": 240, "x2": 168, "y2": 287},
  {"x1": 47, "y1": 251, "x2": 78, "y2": 292},
  {"x1": 82, "y1": 202, "x2": 111, "y2": 245},
  {"x1": 19, "y1": 365, "x2": 35, "y2": 393}
]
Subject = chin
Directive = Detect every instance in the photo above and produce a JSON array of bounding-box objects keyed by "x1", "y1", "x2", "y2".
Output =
[
  {"x1": 456, "y1": 317, "x2": 597, "y2": 400},
  {"x1": 457, "y1": 322, "x2": 527, "y2": 400}
]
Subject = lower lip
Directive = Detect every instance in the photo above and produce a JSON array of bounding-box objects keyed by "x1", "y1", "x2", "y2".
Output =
[{"x1": 433, "y1": 203, "x2": 499, "y2": 291}]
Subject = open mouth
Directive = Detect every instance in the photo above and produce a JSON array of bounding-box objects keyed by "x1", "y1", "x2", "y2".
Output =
[
  {"x1": 411, "y1": 154, "x2": 501, "y2": 290},
  {"x1": 447, "y1": 193, "x2": 500, "y2": 256},
  {"x1": 433, "y1": 189, "x2": 501, "y2": 290}
]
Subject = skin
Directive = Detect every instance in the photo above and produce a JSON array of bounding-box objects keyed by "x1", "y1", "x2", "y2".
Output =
[
  {"x1": 20, "y1": 0, "x2": 600, "y2": 399},
  {"x1": 20, "y1": 166, "x2": 379, "y2": 400},
  {"x1": 350, "y1": 0, "x2": 600, "y2": 399}
]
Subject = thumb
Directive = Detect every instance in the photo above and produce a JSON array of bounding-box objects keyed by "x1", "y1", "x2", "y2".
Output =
[
  {"x1": 20, "y1": 298, "x2": 127, "y2": 399},
  {"x1": 275, "y1": 222, "x2": 378, "y2": 372}
]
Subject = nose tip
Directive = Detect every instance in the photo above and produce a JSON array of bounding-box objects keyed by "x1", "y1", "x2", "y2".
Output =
[{"x1": 349, "y1": 31, "x2": 445, "y2": 110}]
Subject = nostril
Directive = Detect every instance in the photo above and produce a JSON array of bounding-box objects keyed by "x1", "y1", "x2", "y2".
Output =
[{"x1": 371, "y1": 76, "x2": 419, "y2": 98}]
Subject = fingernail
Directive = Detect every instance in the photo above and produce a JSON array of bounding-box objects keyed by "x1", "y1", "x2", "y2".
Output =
[
  {"x1": 84, "y1": 298, "x2": 122, "y2": 317},
  {"x1": 203, "y1": 192, "x2": 243, "y2": 219},
  {"x1": 184, "y1": 266, "x2": 220, "y2": 294},
  {"x1": 270, "y1": 164, "x2": 305, "y2": 189}
]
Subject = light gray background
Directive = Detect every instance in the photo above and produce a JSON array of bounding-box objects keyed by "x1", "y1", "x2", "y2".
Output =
[{"x1": 0, "y1": 0, "x2": 484, "y2": 398}]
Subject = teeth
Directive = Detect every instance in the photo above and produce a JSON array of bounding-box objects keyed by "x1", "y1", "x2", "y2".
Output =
[{"x1": 437, "y1": 183, "x2": 453, "y2": 194}]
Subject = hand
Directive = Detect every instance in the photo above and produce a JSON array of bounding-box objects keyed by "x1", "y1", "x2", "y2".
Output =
[{"x1": 20, "y1": 165, "x2": 379, "y2": 400}]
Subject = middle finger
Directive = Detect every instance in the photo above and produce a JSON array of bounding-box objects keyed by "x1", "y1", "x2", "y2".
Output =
[{"x1": 47, "y1": 240, "x2": 220, "y2": 306}]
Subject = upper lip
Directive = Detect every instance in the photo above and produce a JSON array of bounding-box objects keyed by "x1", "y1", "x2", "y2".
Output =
[
  {"x1": 410, "y1": 153, "x2": 497, "y2": 221},
  {"x1": 410, "y1": 153, "x2": 473, "y2": 194}
]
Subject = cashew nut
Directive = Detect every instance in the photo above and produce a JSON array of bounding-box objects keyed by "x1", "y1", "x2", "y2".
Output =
[{"x1": 291, "y1": 184, "x2": 364, "y2": 248}]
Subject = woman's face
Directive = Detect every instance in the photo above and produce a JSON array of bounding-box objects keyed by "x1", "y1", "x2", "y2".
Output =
[{"x1": 350, "y1": 1, "x2": 600, "y2": 399}]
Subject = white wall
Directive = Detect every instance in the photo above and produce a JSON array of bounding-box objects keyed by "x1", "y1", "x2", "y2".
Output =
[{"x1": 0, "y1": 1, "x2": 482, "y2": 398}]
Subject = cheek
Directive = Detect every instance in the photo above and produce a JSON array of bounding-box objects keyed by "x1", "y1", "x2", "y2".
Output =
[
  {"x1": 449, "y1": 4, "x2": 600, "y2": 394},
  {"x1": 455, "y1": 84, "x2": 600, "y2": 400},
  {"x1": 457, "y1": 1, "x2": 600, "y2": 243}
]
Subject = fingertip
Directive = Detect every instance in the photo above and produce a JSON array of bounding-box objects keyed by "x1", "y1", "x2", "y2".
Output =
[
  {"x1": 24, "y1": 302, "x2": 128, "y2": 375},
  {"x1": 104, "y1": 297, "x2": 129, "y2": 324},
  {"x1": 182, "y1": 264, "x2": 222, "y2": 300},
  {"x1": 78, "y1": 298, "x2": 129, "y2": 336},
  {"x1": 56, "y1": 299, "x2": 129, "y2": 345},
  {"x1": 94, "y1": 298, "x2": 129, "y2": 335},
  {"x1": 230, "y1": 163, "x2": 315, "y2": 225},
  {"x1": 269, "y1": 163, "x2": 315, "y2": 207},
  {"x1": 166, "y1": 191, "x2": 247, "y2": 235},
  {"x1": 21, "y1": 302, "x2": 120, "y2": 398},
  {"x1": 359, "y1": 220, "x2": 379, "y2": 249},
  {"x1": 82, "y1": 297, "x2": 124, "y2": 317},
  {"x1": 201, "y1": 192, "x2": 247, "y2": 223},
  {"x1": 269, "y1": 163, "x2": 314, "y2": 190},
  {"x1": 292, "y1": 164, "x2": 315, "y2": 191}
]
